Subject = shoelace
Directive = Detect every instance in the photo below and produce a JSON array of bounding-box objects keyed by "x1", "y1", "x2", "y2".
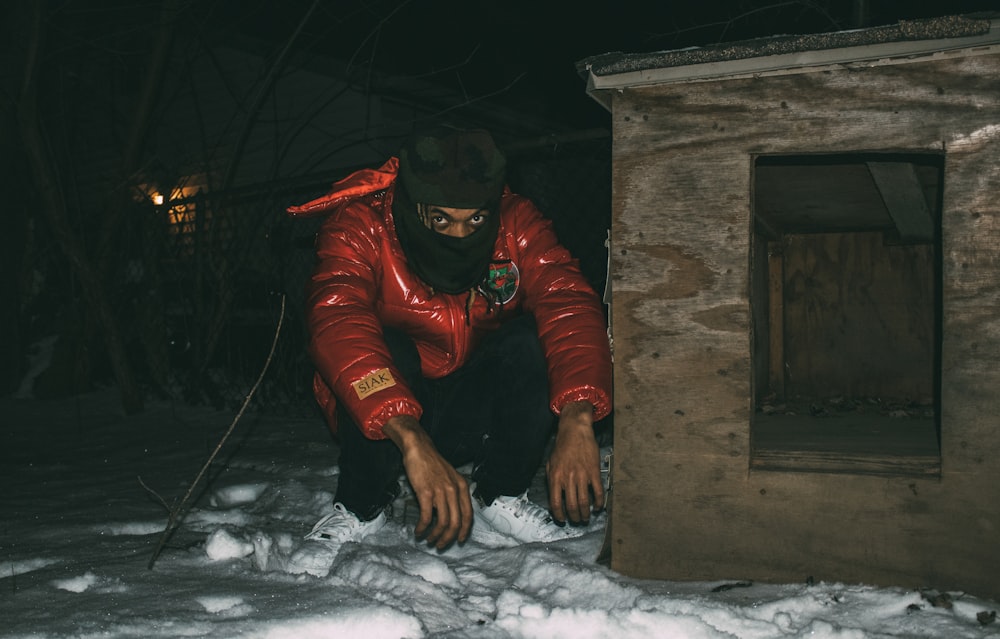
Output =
[
  {"x1": 506, "y1": 494, "x2": 554, "y2": 525},
  {"x1": 308, "y1": 504, "x2": 365, "y2": 540},
  {"x1": 308, "y1": 515, "x2": 349, "y2": 541}
]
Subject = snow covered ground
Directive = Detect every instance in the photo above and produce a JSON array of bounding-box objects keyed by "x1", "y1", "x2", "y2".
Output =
[{"x1": 1, "y1": 389, "x2": 997, "y2": 639}]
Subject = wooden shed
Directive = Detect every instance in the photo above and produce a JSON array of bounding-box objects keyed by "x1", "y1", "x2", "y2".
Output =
[{"x1": 579, "y1": 15, "x2": 1000, "y2": 599}]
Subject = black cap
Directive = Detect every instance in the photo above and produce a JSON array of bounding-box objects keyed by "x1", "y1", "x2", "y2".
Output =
[{"x1": 397, "y1": 125, "x2": 506, "y2": 209}]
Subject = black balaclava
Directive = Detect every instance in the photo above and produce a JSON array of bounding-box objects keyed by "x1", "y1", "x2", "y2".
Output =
[{"x1": 392, "y1": 125, "x2": 506, "y2": 294}]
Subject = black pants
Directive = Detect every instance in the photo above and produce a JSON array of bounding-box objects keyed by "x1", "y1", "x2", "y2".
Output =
[{"x1": 334, "y1": 314, "x2": 554, "y2": 520}]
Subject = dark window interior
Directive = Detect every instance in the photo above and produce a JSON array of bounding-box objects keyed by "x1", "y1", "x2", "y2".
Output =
[{"x1": 750, "y1": 152, "x2": 943, "y2": 477}]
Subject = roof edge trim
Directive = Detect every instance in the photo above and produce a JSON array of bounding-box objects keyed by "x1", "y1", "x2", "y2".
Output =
[{"x1": 583, "y1": 17, "x2": 1000, "y2": 107}]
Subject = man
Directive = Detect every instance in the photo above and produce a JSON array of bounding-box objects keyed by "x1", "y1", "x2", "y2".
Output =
[{"x1": 286, "y1": 125, "x2": 612, "y2": 574}]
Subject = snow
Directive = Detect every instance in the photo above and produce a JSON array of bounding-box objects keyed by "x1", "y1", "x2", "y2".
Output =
[{"x1": 2, "y1": 389, "x2": 997, "y2": 639}]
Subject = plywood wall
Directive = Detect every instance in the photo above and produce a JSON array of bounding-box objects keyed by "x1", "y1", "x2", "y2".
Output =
[
  {"x1": 781, "y1": 231, "x2": 935, "y2": 402},
  {"x1": 608, "y1": 52, "x2": 1000, "y2": 598}
]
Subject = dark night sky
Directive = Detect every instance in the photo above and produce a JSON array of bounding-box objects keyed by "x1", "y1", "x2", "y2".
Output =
[
  {"x1": 206, "y1": 0, "x2": 1000, "y2": 129},
  {"x1": 31, "y1": 1, "x2": 1000, "y2": 132}
]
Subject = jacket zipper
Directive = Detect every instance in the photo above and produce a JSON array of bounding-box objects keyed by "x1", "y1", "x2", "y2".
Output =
[{"x1": 447, "y1": 291, "x2": 470, "y2": 370}]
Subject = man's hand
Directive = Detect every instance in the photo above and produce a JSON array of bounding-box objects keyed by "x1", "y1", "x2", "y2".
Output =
[
  {"x1": 383, "y1": 415, "x2": 472, "y2": 550},
  {"x1": 546, "y1": 401, "x2": 603, "y2": 524}
]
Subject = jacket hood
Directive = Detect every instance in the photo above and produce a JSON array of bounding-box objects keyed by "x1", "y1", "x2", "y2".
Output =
[{"x1": 286, "y1": 158, "x2": 400, "y2": 217}]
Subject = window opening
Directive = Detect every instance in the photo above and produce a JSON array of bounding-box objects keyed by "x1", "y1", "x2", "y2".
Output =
[{"x1": 750, "y1": 152, "x2": 943, "y2": 476}]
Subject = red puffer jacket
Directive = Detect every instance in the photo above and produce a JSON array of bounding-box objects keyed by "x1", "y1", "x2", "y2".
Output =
[{"x1": 287, "y1": 158, "x2": 612, "y2": 440}]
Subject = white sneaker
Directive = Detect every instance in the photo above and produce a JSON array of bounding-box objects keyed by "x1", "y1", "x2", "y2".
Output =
[
  {"x1": 473, "y1": 490, "x2": 585, "y2": 544},
  {"x1": 287, "y1": 503, "x2": 387, "y2": 576}
]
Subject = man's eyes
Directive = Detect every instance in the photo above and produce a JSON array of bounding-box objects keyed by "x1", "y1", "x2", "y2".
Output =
[{"x1": 429, "y1": 213, "x2": 487, "y2": 228}]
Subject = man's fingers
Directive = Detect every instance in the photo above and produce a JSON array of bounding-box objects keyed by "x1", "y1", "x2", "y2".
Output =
[
  {"x1": 399, "y1": 440, "x2": 471, "y2": 550},
  {"x1": 550, "y1": 472, "x2": 605, "y2": 523},
  {"x1": 457, "y1": 490, "x2": 473, "y2": 543},
  {"x1": 547, "y1": 418, "x2": 602, "y2": 524},
  {"x1": 436, "y1": 515, "x2": 460, "y2": 550},
  {"x1": 548, "y1": 473, "x2": 566, "y2": 523},
  {"x1": 425, "y1": 499, "x2": 450, "y2": 547},
  {"x1": 414, "y1": 495, "x2": 435, "y2": 538},
  {"x1": 417, "y1": 481, "x2": 470, "y2": 550},
  {"x1": 591, "y1": 485, "x2": 605, "y2": 513},
  {"x1": 564, "y1": 482, "x2": 583, "y2": 523},
  {"x1": 592, "y1": 472, "x2": 606, "y2": 512},
  {"x1": 573, "y1": 480, "x2": 596, "y2": 523},
  {"x1": 550, "y1": 477, "x2": 586, "y2": 523}
]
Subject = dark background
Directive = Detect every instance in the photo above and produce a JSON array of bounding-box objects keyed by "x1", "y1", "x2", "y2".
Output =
[
  {"x1": 2, "y1": 1, "x2": 996, "y2": 414},
  {"x1": 208, "y1": 0, "x2": 999, "y2": 127}
]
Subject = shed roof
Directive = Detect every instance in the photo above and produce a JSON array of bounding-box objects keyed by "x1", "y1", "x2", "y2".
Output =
[{"x1": 578, "y1": 14, "x2": 1000, "y2": 110}]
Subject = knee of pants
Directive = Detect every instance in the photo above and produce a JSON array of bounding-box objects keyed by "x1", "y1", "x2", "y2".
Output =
[{"x1": 487, "y1": 315, "x2": 547, "y2": 381}]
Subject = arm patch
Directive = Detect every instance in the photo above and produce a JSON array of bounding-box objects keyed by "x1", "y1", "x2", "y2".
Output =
[{"x1": 352, "y1": 368, "x2": 397, "y2": 400}]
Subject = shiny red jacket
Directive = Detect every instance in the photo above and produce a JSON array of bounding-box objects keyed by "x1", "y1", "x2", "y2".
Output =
[{"x1": 287, "y1": 158, "x2": 612, "y2": 440}]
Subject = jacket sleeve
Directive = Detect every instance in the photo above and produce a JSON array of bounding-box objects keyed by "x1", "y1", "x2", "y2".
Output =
[
  {"x1": 306, "y1": 202, "x2": 422, "y2": 439},
  {"x1": 508, "y1": 196, "x2": 613, "y2": 421}
]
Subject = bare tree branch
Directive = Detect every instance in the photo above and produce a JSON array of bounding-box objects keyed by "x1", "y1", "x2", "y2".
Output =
[
  {"x1": 148, "y1": 294, "x2": 286, "y2": 570},
  {"x1": 646, "y1": 1, "x2": 844, "y2": 47},
  {"x1": 220, "y1": 0, "x2": 323, "y2": 192}
]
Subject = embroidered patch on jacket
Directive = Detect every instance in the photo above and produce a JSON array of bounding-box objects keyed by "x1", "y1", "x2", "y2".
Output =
[
  {"x1": 352, "y1": 368, "x2": 397, "y2": 400},
  {"x1": 486, "y1": 261, "x2": 519, "y2": 304}
]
